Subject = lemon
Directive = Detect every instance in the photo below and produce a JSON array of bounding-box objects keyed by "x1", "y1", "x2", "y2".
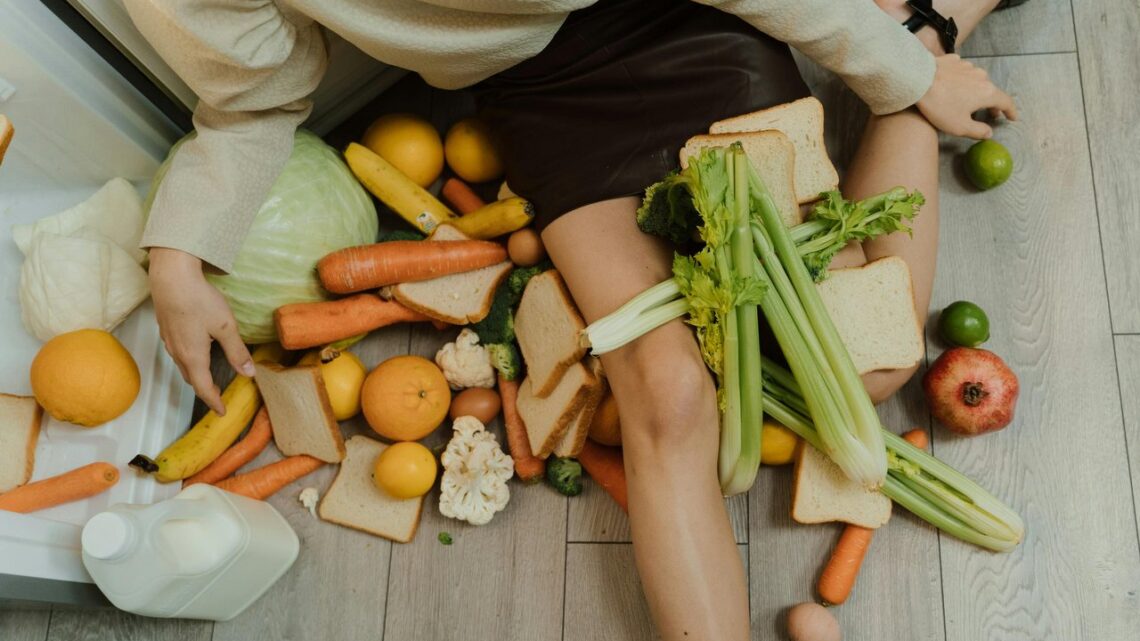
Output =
[
  {"x1": 30, "y1": 329, "x2": 140, "y2": 427},
  {"x1": 760, "y1": 420, "x2": 798, "y2": 466},
  {"x1": 300, "y1": 350, "x2": 367, "y2": 421},
  {"x1": 373, "y1": 441, "x2": 437, "y2": 499},
  {"x1": 361, "y1": 113, "x2": 444, "y2": 188},
  {"x1": 964, "y1": 140, "x2": 1013, "y2": 191},
  {"x1": 444, "y1": 118, "x2": 504, "y2": 183}
]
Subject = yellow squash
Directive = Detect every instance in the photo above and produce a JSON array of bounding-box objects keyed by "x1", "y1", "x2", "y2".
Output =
[
  {"x1": 130, "y1": 344, "x2": 284, "y2": 482},
  {"x1": 445, "y1": 197, "x2": 534, "y2": 239},
  {"x1": 344, "y1": 142, "x2": 456, "y2": 234}
]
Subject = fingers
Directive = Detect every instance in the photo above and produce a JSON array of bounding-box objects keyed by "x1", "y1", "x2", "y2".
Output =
[
  {"x1": 188, "y1": 364, "x2": 226, "y2": 416},
  {"x1": 991, "y1": 87, "x2": 1019, "y2": 121},
  {"x1": 212, "y1": 316, "x2": 255, "y2": 378},
  {"x1": 962, "y1": 119, "x2": 994, "y2": 140}
]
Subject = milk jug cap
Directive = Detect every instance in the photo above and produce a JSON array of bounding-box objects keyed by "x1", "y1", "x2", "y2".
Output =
[{"x1": 82, "y1": 512, "x2": 135, "y2": 561}]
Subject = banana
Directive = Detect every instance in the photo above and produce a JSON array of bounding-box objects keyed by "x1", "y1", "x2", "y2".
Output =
[
  {"x1": 445, "y1": 196, "x2": 535, "y2": 240},
  {"x1": 131, "y1": 344, "x2": 284, "y2": 482},
  {"x1": 344, "y1": 142, "x2": 456, "y2": 234}
]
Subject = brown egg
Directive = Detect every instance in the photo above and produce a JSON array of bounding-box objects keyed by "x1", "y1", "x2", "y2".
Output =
[
  {"x1": 508, "y1": 228, "x2": 546, "y2": 266},
  {"x1": 786, "y1": 602, "x2": 841, "y2": 641},
  {"x1": 588, "y1": 391, "x2": 621, "y2": 446},
  {"x1": 449, "y1": 387, "x2": 501, "y2": 424}
]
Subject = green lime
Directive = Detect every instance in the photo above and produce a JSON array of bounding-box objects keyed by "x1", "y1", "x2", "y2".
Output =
[
  {"x1": 964, "y1": 140, "x2": 1013, "y2": 190},
  {"x1": 938, "y1": 301, "x2": 990, "y2": 347}
]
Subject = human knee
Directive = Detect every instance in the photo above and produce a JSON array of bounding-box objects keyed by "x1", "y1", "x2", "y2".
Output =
[
  {"x1": 862, "y1": 364, "x2": 919, "y2": 405},
  {"x1": 613, "y1": 342, "x2": 718, "y2": 447}
]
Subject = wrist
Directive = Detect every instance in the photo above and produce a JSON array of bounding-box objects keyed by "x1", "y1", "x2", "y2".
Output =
[{"x1": 149, "y1": 248, "x2": 204, "y2": 283}]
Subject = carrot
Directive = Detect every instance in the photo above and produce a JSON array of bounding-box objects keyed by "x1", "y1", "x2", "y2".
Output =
[
  {"x1": 275, "y1": 294, "x2": 432, "y2": 349},
  {"x1": 498, "y1": 374, "x2": 545, "y2": 482},
  {"x1": 578, "y1": 440, "x2": 628, "y2": 512},
  {"x1": 213, "y1": 455, "x2": 324, "y2": 500},
  {"x1": 441, "y1": 177, "x2": 486, "y2": 215},
  {"x1": 902, "y1": 428, "x2": 929, "y2": 450},
  {"x1": 317, "y1": 240, "x2": 508, "y2": 294},
  {"x1": 184, "y1": 407, "x2": 273, "y2": 487},
  {"x1": 0, "y1": 462, "x2": 118, "y2": 513},
  {"x1": 431, "y1": 319, "x2": 451, "y2": 331},
  {"x1": 816, "y1": 428, "x2": 928, "y2": 604}
]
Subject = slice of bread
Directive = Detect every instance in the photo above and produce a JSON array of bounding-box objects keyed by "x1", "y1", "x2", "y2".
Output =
[
  {"x1": 552, "y1": 357, "x2": 607, "y2": 458},
  {"x1": 254, "y1": 362, "x2": 346, "y2": 463},
  {"x1": 0, "y1": 394, "x2": 42, "y2": 493},
  {"x1": 0, "y1": 115, "x2": 13, "y2": 166},
  {"x1": 392, "y1": 261, "x2": 512, "y2": 324},
  {"x1": 319, "y1": 435, "x2": 423, "y2": 543},
  {"x1": 816, "y1": 256, "x2": 923, "y2": 375},
  {"x1": 709, "y1": 97, "x2": 839, "y2": 204},
  {"x1": 679, "y1": 131, "x2": 801, "y2": 227},
  {"x1": 397, "y1": 224, "x2": 511, "y2": 324},
  {"x1": 792, "y1": 442, "x2": 891, "y2": 529},
  {"x1": 518, "y1": 362, "x2": 599, "y2": 459},
  {"x1": 514, "y1": 270, "x2": 587, "y2": 398}
]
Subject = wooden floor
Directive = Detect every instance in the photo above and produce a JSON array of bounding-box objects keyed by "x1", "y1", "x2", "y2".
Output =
[{"x1": 5, "y1": 1, "x2": 1140, "y2": 639}]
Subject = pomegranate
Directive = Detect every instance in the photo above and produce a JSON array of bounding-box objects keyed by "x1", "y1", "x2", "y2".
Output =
[{"x1": 923, "y1": 347, "x2": 1019, "y2": 436}]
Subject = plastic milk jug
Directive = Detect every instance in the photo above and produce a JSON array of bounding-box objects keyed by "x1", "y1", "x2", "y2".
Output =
[{"x1": 80, "y1": 483, "x2": 299, "y2": 620}]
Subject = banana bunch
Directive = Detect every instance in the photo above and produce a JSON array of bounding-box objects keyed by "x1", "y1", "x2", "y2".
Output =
[{"x1": 131, "y1": 343, "x2": 284, "y2": 482}]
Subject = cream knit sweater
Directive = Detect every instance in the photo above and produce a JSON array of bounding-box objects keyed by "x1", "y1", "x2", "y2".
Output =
[{"x1": 124, "y1": 0, "x2": 934, "y2": 271}]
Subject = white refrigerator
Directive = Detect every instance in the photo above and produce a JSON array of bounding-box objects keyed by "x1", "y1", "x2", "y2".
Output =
[{"x1": 0, "y1": 0, "x2": 402, "y2": 605}]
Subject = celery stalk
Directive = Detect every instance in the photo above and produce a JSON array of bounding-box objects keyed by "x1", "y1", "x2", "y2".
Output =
[
  {"x1": 721, "y1": 148, "x2": 764, "y2": 496},
  {"x1": 750, "y1": 167, "x2": 887, "y2": 487},
  {"x1": 758, "y1": 360, "x2": 1023, "y2": 552}
]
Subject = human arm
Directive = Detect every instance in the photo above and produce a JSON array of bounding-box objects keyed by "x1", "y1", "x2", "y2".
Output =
[
  {"x1": 696, "y1": 0, "x2": 1016, "y2": 138},
  {"x1": 123, "y1": 0, "x2": 327, "y2": 411}
]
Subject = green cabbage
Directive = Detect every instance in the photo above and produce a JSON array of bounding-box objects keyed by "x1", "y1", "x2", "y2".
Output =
[{"x1": 146, "y1": 130, "x2": 378, "y2": 343}]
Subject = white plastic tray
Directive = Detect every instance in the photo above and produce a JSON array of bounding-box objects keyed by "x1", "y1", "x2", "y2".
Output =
[
  {"x1": 1, "y1": 189, "x2": 193, "y2": 585},
  {"x1": 0, "y1": 1, "x2": 190, "y2": 587}
]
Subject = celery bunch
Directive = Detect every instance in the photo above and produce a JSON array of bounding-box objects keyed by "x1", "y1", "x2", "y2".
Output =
[
  {"x1": 760, "y1": 357, "x2": 1024, "y2": 551},
  {"x1": 583, "y1": 144, "x2": 923, "y2": 494}
]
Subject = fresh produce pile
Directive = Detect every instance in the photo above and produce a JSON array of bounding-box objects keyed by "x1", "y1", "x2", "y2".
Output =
[{"x1": 1, "y1": 99, "x2": 1027, "y2": 640}]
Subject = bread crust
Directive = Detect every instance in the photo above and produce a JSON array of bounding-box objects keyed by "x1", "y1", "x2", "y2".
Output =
[{"x1": 0, "y1": 393, "x2": 42, "y2": 491}]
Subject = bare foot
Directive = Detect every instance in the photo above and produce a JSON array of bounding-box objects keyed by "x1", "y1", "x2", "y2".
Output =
[{"x1": 875, "y1": 0, "x2": 1001, "y2": 53}]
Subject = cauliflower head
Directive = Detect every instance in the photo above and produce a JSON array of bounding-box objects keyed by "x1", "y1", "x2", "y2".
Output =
[
  {"x1": 439, "y1": 416, "x2": 513, "y2": 525},
  {"x1": 435, "y1": 328, "x2": 496, "y2": 390}
]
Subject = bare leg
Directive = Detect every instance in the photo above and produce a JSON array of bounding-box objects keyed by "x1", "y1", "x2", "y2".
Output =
[
  {"x1": 543, "y1": 198, "x2": 749, "y2": 641},
  {"x1": 851, "y1": 0, "x2": 1001, "y2": 401}
]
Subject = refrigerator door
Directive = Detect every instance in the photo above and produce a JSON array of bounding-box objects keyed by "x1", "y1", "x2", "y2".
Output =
[
  {"x1": 62, "y1": 0, "x2": 405, "y2": 134},
  {"x1": 0, "y1": 0, "x2": 192, "y2": 604}
]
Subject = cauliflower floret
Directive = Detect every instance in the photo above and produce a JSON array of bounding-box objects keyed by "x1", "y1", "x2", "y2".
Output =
[
  {"x1": 435, "y1": 328, "x2": 495, "y2": 390},
  {"x1": 439, "y1": 416, "x2": 513, "y2": 525}
]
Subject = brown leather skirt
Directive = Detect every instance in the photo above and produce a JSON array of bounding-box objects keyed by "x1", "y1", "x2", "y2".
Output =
[{"x1": 473, "y1": 0, "x2": 810, "y2": 229}]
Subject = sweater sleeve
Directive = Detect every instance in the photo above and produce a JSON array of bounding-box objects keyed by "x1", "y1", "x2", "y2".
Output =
[
  {"x1": 123, "y1": 0, "x2": 328, "y2": 272},
  {"x1": 694, "y1": 0, "x2": 936, "y2": 115}
]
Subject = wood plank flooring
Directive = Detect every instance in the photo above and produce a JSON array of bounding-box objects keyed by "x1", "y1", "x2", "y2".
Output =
[{"x1": 9, "y1": 2, "x2": 1140, "y2": 639}]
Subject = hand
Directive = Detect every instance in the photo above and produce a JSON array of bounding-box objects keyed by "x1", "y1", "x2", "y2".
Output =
[
  {"x1": 916, "y1": 54, "x2": 1018, "y2": 139},
  {"x1": 149, "y1": 248, "x2": 254, "y2": 415}
]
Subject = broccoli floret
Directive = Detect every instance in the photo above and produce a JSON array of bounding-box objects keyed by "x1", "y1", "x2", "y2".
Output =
[
  {"x1": 486, "y1": 342, "x2": 522, "y2": 381},
  {"x1": 506, "y1": 261, "x2": 554, "y2": 306},
  {"x1": 546, "y1": 457, "x2": 583, "y2": 497},
  {"x1": 379, "y1": 228, "x2": 426, "y2": 242},
  {"x1": 438, "y1": 532, "x2": 453, "y2": 545},
  {"x1": 636, "y1": 172, "x2": 700, "y2": 245},
  {"x1": 471, "y1": 283, "x2": 515, "y2": 345}
]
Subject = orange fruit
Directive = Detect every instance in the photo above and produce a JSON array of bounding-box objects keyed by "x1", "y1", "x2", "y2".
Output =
[
  {"x1": 444, "y1": 118, "x2": 504, "y2": 183},
  {"x1": 361, "y1": 113, "x2": 444, "y2": 187},
  {"x1": 362, "y1": 355, "x2": 450, "y2": 441},
  {"x1": 30, "y1": 329, "x2": 140, "y2": 427},
  {"x1": 588, "y1": 391, "x2": 621, "y2": 446},
  {"x1": 373, "y1": 441, "x2": 437, "y2": 499}
]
